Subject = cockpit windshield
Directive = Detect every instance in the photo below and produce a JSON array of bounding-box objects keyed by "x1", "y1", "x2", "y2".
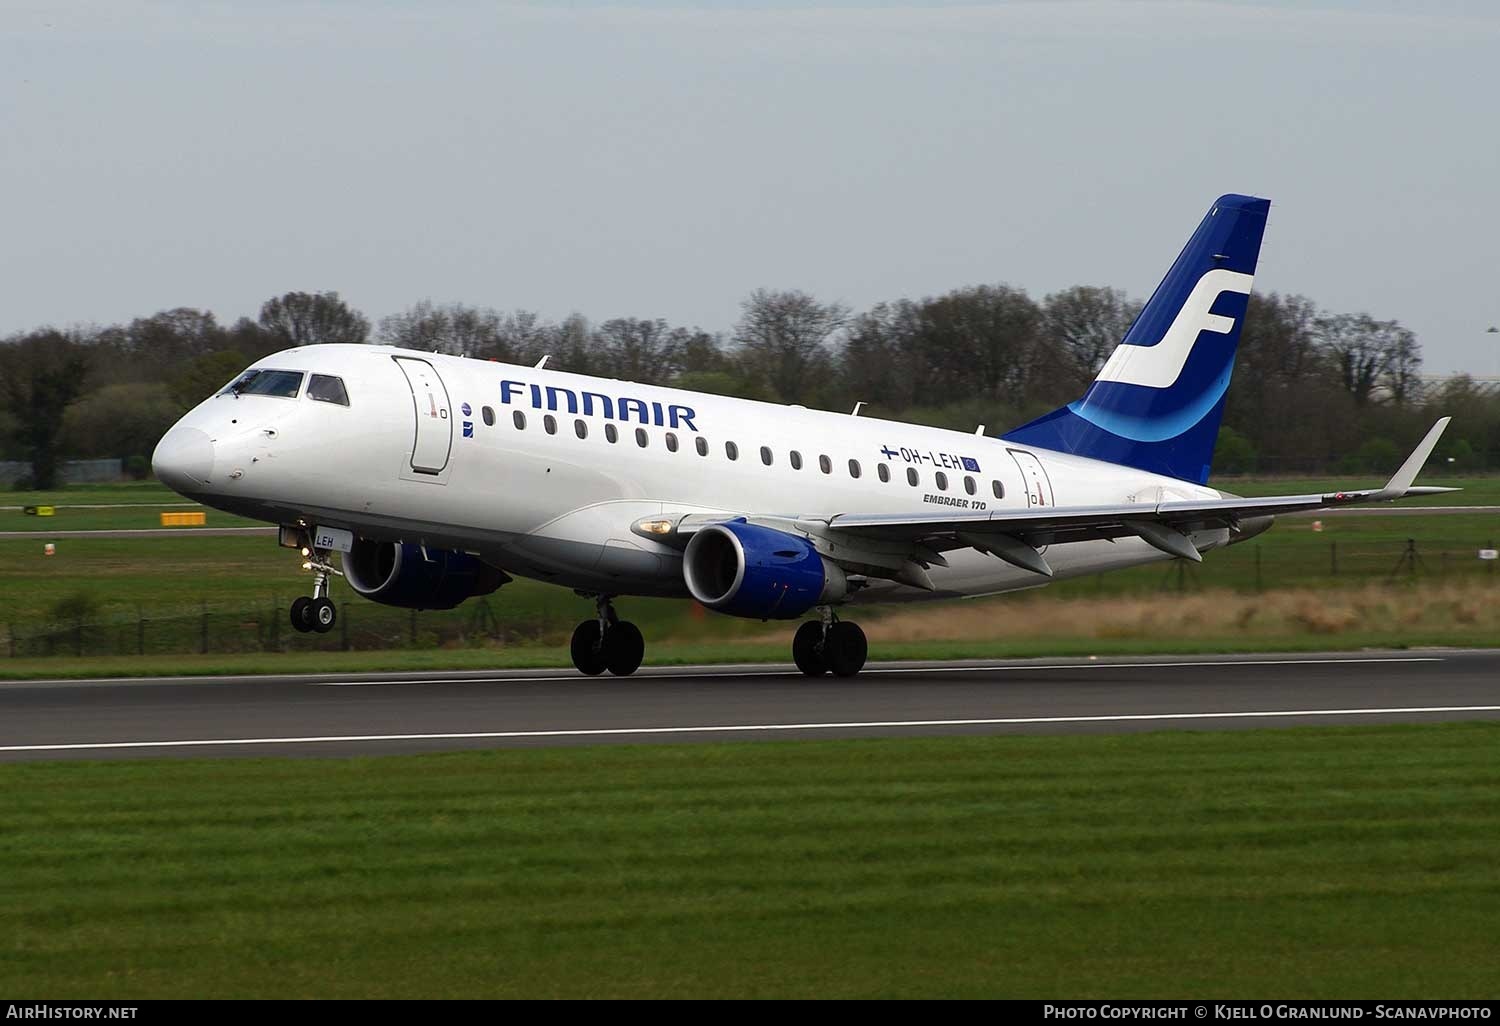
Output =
[{"x1": 220, "y1": 369, "x2": 304, "y2": 399}]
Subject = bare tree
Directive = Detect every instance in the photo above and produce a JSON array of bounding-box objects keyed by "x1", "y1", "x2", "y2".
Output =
[
  {"x1": 378, "y1": 300, "x2": 505, "y2": 356},
  {"x1": 259, "y1": 291, "x2": 370, "y2": 347},
  {"x1": 1379, "y1": 322, "x2": 1423, "y2": 406},
  {"x1": 913, "y1": 284, "x2": 1043, "y2": 407},
  {"x1": 1317, "y1": 313, "x2": 1421, "y2": 406},
  {"x1": 734, "y1": 289, "x2": 848, "y2": 403},
  {"x1": 593, "y1": 318, "x2": 683, "y2": 384},
  {"x1": 1041, "y1": 285, "x2": 1141, "y2": 383}
]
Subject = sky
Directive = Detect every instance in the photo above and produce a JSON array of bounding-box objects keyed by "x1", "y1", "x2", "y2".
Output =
[{"x1": 3, "y1": 0, "x2": 1499, "y2": 375}]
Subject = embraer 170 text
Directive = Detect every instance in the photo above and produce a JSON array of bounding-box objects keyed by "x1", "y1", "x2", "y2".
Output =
[{"x1": 153, "y1": 195, "x2": 1453, "y2": 677}]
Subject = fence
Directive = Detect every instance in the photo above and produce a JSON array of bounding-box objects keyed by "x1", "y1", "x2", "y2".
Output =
[
  {"x1": 2, "y1": 596, "x2": 527, "y2": 660},
  {"x1": 3, "y1": 536, "x2": 1497, "y2": 659}
]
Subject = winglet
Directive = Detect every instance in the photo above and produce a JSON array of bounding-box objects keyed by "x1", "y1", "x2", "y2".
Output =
[{"x1": 1371, "y1": 417, "x2": 1451, "y2": 500}]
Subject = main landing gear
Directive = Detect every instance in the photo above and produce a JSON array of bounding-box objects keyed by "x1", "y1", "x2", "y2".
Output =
[
  {"x1": 570, "y1": 595, "x2": 645, "y2": 676},
  {"x1": 792, "y1": 608, "x2": 867, "y2": 678},
  {"x1": 290, "y1": 548, "x2": 342, "y2": 634}
]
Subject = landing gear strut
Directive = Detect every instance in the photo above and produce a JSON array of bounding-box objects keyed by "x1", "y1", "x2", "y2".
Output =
[
  {"x1": 792, "y1": 608, "x2": 867, "y2": 678},
  {"x1": 570, "y1": 595, "x2": 645, "y2": 676},
  {"x1": 290, "y1": 548, "x2": 341, "y2": 635}
]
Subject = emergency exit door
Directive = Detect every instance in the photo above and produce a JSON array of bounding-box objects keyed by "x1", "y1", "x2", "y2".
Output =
[
  {"x1": 1007, "y1": 448, "x2": 1054, "y2": 508},
  {"x1": 394, "y1": 357, "x2": 452, "y2": 474}
]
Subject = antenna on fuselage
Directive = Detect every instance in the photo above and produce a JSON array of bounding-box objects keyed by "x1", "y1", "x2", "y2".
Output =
[
  {"x1": 851, "y1": 402, "x2": 864, "y2": 416},
  {"x1": 535, "y1": 355, "x2": 550, "y2": 369},
  {"x1": 974, "y1": 425, "x2": 986, "y2": 435}
]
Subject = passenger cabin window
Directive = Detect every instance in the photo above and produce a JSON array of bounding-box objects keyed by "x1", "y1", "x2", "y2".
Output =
[
  {"x1": 635, "y1": 428, "x2": 649, "y2": 448},
  {"x1": 725, "y1": 441, "x2": 739, "y2": 461},
  {"x1": 877, "y1": 463, "x2": 890, "y2": 483},
  {"x1": 575, "y1": 419, "x2": 588, "y2": 439},
  {"x1": 512, "y1": 411, "x2": 526, "y2": 430},
  {"x1": 964, "y1": 475, "x2": 976, "y2": 496},
  {"x1": 760, "y1": 446, "x2": 773, "y2": 467},
  {"x1": 992, "y1": 480, "x2": 1004, "y2": 499},
  {"x1": 221, "y1": 368, "x2": 303, "y2": 399},
  {"x1": 544, "y1": 414, "x2": 558, "y2": 435},
  {"x1": 606, "y1": 424, "x2": 619, "y2": 444},
  {"x1": 790, "y1": 451, "x2": 803, "y2": 470},
  {"x1": 848, "y1": 459, "x2": 861, "y2": 479},
  {"x1": 307, "y1": 374, "x2": 349, "y2": 406},
  {"x1": 666, "y1": 432, "x2": 679, "y2": 453},
  {"x1": 482, "y1": 406, "x2": 495, "y2": 427},
  {"x1": 935, "y1": 471, "x2": 948, "y2": 491},
  {"x1": 696, "y1": 436, "x2": 709, "y2": 457},
  {"x1": 907, "y1": 468, "x2": 919, "y2": 487},
  {"x1": 818, "y1": 455, "x2": 832, "y2": 475}
]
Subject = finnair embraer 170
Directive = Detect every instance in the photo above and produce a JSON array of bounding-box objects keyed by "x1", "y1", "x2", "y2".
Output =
[{"x1": 153, "y1": 195, "x2": 1452, "y2": 677}]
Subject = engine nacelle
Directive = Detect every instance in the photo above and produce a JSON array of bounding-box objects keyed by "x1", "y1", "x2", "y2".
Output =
[
  {"x1": 683, "y1": 520, "x2": 846, "y2": 620},
  {"x1": 343, "y1": 539, "x2": 507, "y2": 610}
]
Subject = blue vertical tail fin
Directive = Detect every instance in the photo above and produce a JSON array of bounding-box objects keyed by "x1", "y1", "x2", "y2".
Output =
[{"x1": 1003, "y1": 193, "x2": 1270, "y2": 484}]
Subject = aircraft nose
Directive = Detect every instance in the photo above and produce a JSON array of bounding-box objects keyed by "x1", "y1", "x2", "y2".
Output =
[{"x1": 152, "y1": 425, "x2": 215, "y2": 493}]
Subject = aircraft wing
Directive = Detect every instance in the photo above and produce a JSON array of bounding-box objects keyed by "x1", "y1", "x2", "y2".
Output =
[{"x1": 644, "y1": 418, "x2": 1455, "y2": 585}]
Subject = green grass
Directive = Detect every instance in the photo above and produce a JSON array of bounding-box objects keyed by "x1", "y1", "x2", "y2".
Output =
[
  {"x1": 0, "y1": 508, "x2": 262, "y2": 532},
  {"x1": 2, "y1": 723, "x2": 1497, "y2": 997},
  {"x1": 0, "y1": 482, "x2": 191, "y2": 506}
]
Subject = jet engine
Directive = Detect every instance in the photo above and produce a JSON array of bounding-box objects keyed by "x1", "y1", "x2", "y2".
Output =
[
  {"x1": 343, "y1": 539, "x2": 507, "y2": 610},
  {"x1": 682, "y1": 520, "x2": 846, "y2": 620}
]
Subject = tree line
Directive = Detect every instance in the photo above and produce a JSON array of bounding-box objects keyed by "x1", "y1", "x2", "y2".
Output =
[{"x1": 1, "y1": 286, "x2": 1495, "y2": 489}]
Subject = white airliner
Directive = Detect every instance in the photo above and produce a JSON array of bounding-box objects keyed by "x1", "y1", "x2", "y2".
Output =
[{"x1": 152, "y1": 195, "x2": 1452, "y2": 677}]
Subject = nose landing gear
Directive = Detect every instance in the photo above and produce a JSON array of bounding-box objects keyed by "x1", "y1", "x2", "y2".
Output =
[
  {"x1": 570, "y1": 594, "x2": 645, "y2": 676},
  {"x1": 792, "y1": 608, "x2": 867, "y2": 677},
  {"x1": 290, "y1": 550, "x2": 342, "y2": 634}
]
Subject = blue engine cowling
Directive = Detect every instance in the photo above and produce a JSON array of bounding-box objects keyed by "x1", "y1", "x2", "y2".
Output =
[
  {"x1": 682, "y1": 520, "x2": 847, "y2": 620},
  {"x1": 343, "y1": 539, "x2": 508, "y2": 610}
]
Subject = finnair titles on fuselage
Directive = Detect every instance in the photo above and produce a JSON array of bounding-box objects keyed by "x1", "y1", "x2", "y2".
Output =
[{"x1": 153, "y1": 195, "x2": 1453, "y2": 677}]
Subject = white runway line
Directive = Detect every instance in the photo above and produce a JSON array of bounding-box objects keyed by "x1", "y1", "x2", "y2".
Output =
[{"x1": 3, "y1": 704, "x2": 1498, "y2": 754}]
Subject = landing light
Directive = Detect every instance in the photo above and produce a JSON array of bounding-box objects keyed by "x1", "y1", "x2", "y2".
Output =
[{"x1": 641, "y1": 519, "x2": 674, "y2": 536}]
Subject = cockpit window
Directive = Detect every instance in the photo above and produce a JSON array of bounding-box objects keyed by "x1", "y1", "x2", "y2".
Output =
[
  {"x1": 220, "y1": 368, "x2": 304, "y2": 399},
  {"x1": 307, "y1": 374, "x2": 349, "y2": 406}
]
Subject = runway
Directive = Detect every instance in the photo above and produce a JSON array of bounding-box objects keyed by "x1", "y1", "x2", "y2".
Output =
[{"x1": 1, "y1": 650, "x2": 1497, "y2": 762}]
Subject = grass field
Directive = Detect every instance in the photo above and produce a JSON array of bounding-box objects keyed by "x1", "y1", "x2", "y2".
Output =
[{"x1": 2, "y1": 723, "x2": 1496, "y2": 998}]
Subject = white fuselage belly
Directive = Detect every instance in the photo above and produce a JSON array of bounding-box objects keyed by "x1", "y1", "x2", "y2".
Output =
[{"x1": 174, "y1": 345, "x2": 1228, "y2": 604}]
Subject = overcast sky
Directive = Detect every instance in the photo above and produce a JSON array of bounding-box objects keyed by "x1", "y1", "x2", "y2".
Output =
[{"x1": 4, "y1": 0, "x2": 1498, "y2": 375}]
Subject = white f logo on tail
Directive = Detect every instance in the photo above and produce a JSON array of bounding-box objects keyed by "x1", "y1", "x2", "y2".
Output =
[{"x1": 1095, "y1": 269, "x2": 1254, "y2": 389}]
